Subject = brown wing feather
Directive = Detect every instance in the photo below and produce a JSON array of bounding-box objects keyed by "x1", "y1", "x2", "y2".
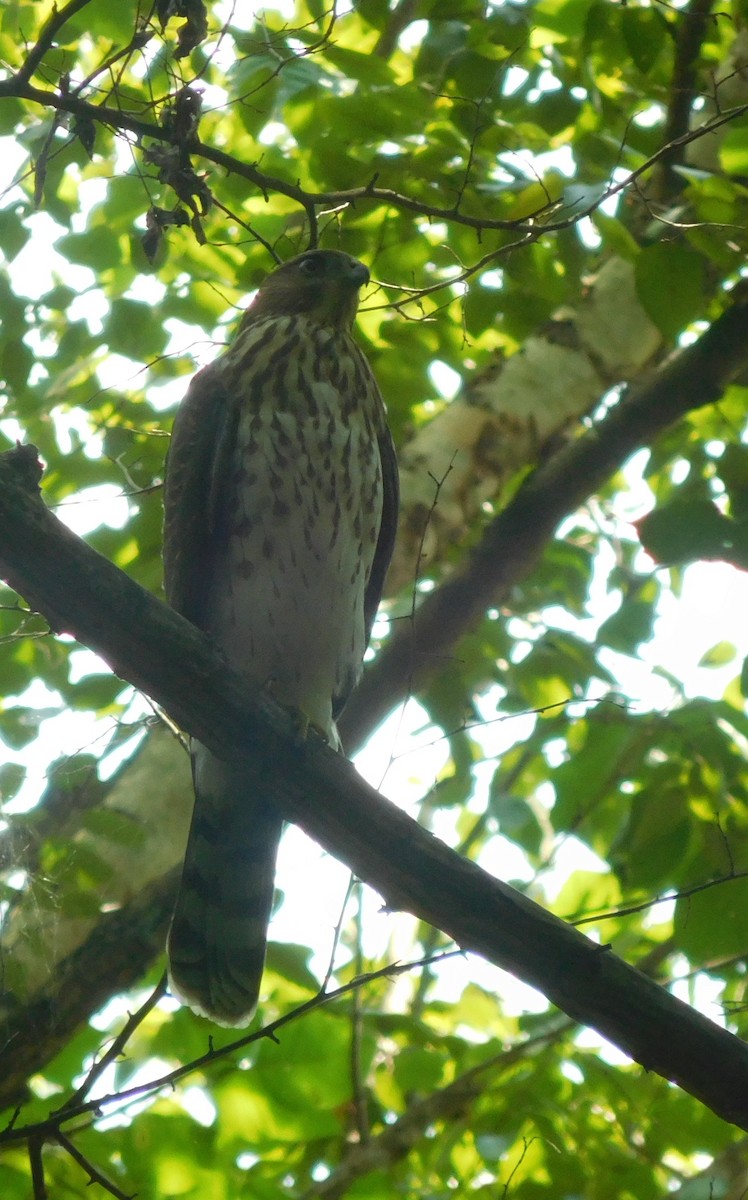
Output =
[
  {"x1": 332, "y1": 417, "x2": 399, "y2": 721},
  {"x1": 162, "y1": 364, "x2": 238, "y2": 629},
  {"x1": 364, "y1": 424, "x2": 399, "y2": 647}
]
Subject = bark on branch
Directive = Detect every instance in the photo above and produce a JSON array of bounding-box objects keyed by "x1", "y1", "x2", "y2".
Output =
[{"x1": 1, "y1": 441, "x2": 748, "y2": 1131}]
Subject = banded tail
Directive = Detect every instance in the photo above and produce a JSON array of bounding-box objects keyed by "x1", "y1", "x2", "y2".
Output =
[{"x1": 167, "y1": 742, "x2": 283, "y2": 1026}]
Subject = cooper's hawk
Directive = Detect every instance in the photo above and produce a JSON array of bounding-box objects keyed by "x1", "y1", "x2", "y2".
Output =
[{"x1": 163, "y1": 249, "x2": 398, "y2": 1025}]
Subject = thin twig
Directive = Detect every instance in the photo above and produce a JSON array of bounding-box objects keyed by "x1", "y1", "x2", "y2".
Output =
[
  {"x1": 349, "y1": 884, "x2": 370, "y2": 1143},
  {"x1": 56, "y1": 975, "x2": 168, "y2": 1113},
  {"x1": 0, "y1": 951, "x2": 460, "y2": 1149},
  {"x1": 56, "y1": 1130, "x2": 135, "y2": 1200},
  {"x1": 571, "y1": 868, "x2": 748, "y2": 927},
  {"x1": 16, "y1": 0, "x2": 96, "y2": 85},
  {"x1": 2, "y1": 69, "x2": 747, "y2": 243},
  {"x1": 28, "y1": 1135, "x2": 48, "y2": 1200},
  {"x1": 320, "y1": 873, "x2": 357, "y2": 994}
]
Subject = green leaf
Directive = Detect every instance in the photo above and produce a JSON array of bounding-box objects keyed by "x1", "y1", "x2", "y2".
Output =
[
  {"x1": 0, "y1": 705, "x2": 58, "y2": 750},
  {"x1": 638, "y1": 497, "x2": 748, "y2": 568},
  {"x1": 610, "y1": 784, "x2": 691, "y2": 889},
  {"x1": 534, "y1": 0, "x2": 594, "y2": 40},
  {"x1": 67, "y1": 673, "x2": 125, "y2": 711},
  {"x1": 675, "y1": 876, "x2": 748, "y2": 960},
  {"x1": 597, "y1": 599, "x2": 656, "y2": 654},
  {"x1": 717, "y1": 441, "x2": 748, "y2": 521},
  {"x1": 0, "y1": 207, "x2": 27, "y2": 260},
  {"x1": 591, "y1": 211, "x2": 641, "y2": 260},
  {"x1": 635, "y1": 243, "x2": 705, "y2": 340},
  {"x1": 102, "y1": 298, "x2": 169, "y2": 359},
  {"x1": 719, "y1": 121, "x2": 748, "y2": 176},
  {"x1": 698, "y1": 641, "x2": 736, "y2": 668},
  {"x1": 620, "y1": 6, "x2": 666, "y2": 74},
  {"x1": 83, "y1": 807, "x2": 146, "y2": 846},
  {"x1": 0, "y1": 762, "x2": 25, "y2": 801},
  {"x1": 393, "y1": 1046, "x2": 446, "y2": 1094},
  {"x1": 56, "y1": 225, "x2": 124, "y2": 271},
  {"x1": 323, "y1": 46, "x2": 395, "y2": 84}
]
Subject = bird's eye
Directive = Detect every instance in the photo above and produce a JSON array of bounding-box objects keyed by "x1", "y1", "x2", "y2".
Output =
[{"x1": 298, "y1": 257, "x2": 321, "y2": 276}]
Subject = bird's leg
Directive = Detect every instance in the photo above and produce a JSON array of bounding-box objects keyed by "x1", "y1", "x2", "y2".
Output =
[
  {"x1": 288, "y1": 709, "x2": 337, "y2": 749},
  {"x1": 260, "y1": 675, "x2": 331, "y2": 748}
]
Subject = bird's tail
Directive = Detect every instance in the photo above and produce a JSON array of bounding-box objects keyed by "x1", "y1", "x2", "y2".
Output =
[{"x1": 167, "y1": 741, "x2": 283, "y2": 1026}]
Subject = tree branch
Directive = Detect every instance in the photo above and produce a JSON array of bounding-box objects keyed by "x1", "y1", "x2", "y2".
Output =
[
  {"x1": 301, "y1": 1017, "x2": 572, "y2": 1199},
  {"x1": 0, "y1": 866, "x2": 179, "y2": 1111},
  {"x1": 1, "y1": 72, "x2": 747, "y2": 237},
  {"x1": 1, "y1": 953, "x2": 456, "y2": 1150},
  {"x1": 662, "y1": 0, "x2": 716, "y2": 171},
  {"x1": 1, "y1": 446, "x2": 748, "y2": 1129},
  {"x1": 0, "y1": 724, "x2": 191, "y2": 1111},
  {"x1": 14, "y1": 0, "x2": 95, "y2": 86},
  {"x1": 373, "y1": 0, "x2": 420, "y2": 60},
  {"x1": 55, "y1": 1130, "x2": 134, "y2": 1200},
  {"x1": 384, "y1": 255, "x2": 662, "y2": 594},
  {"x1": 339, "y1": 286, "x2": 748, "y2": 749}
]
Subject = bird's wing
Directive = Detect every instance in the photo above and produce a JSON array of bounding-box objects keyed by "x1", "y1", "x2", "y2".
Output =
[
  {"x1": 364, "y1": 422, "x2": 400, "y2": 647},
  {"x1": 162, "y1": 363, "x2": 239, "y2": 629},
  {"x1": 331, "y1": 414, "x2": 399, "y2": 721}
]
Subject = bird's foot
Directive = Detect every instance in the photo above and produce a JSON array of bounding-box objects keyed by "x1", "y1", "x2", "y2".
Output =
[
  {"x1": 290, "y1": 710, "x2": 334, "y2": 749},
  {"x1": 260, "y1": 677, "x2": 336, "y2": 749}
]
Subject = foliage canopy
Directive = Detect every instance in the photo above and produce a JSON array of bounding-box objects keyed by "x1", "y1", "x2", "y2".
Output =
[{"x1": 2, "y1": 0, "x2": 748, "y2": 1196}]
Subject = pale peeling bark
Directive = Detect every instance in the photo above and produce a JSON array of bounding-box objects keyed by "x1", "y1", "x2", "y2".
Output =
[
  {"x1": 388, "y1": 258, "x2": 662, "y2": 592},
  {"x1": 0, "y1": 724, "x2": 191, "y2": 1007}
]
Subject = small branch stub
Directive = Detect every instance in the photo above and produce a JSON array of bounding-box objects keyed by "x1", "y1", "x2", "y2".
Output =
[{"x1": 6, "y1": 442, "x2": 44, "y2": 493}]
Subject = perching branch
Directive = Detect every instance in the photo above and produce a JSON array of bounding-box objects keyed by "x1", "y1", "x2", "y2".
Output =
[
  {"x1": 339, "y1": 284, "x2": 748, "y2": 750},
  {"x1": 1, "y1": 444, "x2": 748, "y2": 1130}
]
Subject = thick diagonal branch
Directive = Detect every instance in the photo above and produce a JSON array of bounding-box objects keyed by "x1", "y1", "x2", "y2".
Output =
[{"x1": 1, "y1": 442, "x2": 748, "y2": 1130}]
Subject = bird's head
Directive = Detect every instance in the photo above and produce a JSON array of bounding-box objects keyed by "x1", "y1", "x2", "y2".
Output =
[{"x1": 248, "y1": 249, "x2": 370, "y2": 329}]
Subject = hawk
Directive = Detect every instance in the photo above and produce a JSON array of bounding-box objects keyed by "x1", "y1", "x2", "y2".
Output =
[{"x1": 162, "y1": 249, "x2": 398, "y2": 1025}]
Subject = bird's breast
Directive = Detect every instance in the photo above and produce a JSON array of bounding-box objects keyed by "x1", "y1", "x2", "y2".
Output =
[{"x1": 204, "y1": 319, "x2": 384, "y2": 734}]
